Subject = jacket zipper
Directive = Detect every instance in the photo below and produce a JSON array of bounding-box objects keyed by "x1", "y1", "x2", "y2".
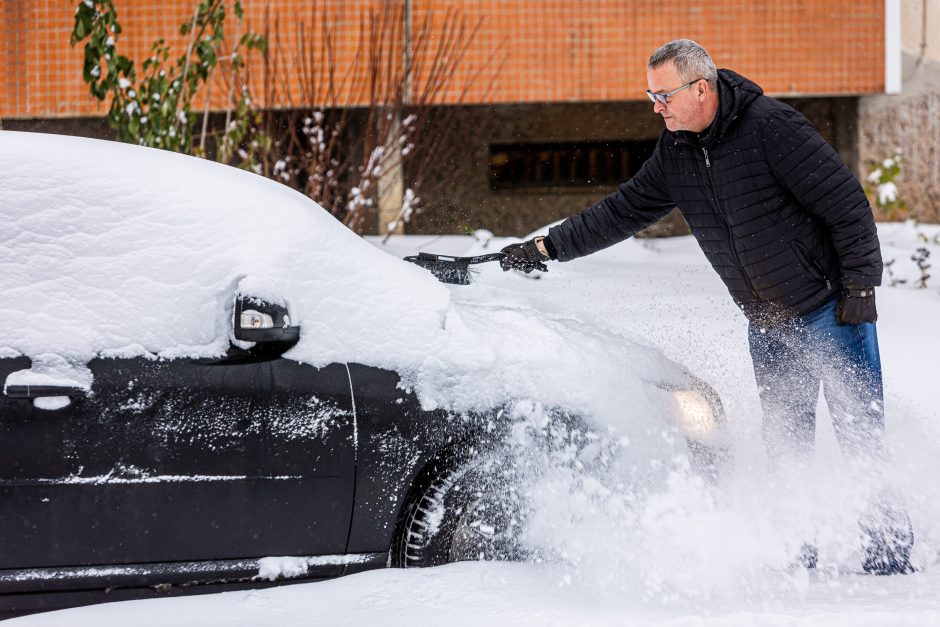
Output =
[{"x1": 702, "y1": 147, "x2": 759, "y2": 299}]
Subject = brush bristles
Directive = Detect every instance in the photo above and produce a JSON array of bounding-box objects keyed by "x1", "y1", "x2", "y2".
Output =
[
  {"x1": 404, "y1": 252, "x2": 499, "y2": 285},
  {"x1": 429, "y1": 262, "x2": 473, "y2": 285}
]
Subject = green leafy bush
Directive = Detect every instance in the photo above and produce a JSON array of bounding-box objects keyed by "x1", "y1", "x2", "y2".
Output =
[{"x1": 71, "y1": 0, "x2": 268, "y2": 170}]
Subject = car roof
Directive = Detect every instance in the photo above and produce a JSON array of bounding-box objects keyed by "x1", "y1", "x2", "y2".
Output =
[{"x1": 0, "y1": 131, "x2": 450, "y2": 365}]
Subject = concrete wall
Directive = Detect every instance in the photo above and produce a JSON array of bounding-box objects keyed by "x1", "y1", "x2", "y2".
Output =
[
  {"x1": 409, "y1": 101, "x2": 662, "y2": 236},
  {"x1": 858, "y1": 0, "x2": 940, "y2": 222},
  {"x1": 1, "y1": 116, "x2": 114, "y2": 139},
  {"x1": 902, "y1": 0, "x2": 940, "y2": 64}
]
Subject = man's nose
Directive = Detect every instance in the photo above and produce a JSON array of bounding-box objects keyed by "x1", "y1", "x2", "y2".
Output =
[{"x1": 652, "y1": 99, "x2": 666, "y2": 114}]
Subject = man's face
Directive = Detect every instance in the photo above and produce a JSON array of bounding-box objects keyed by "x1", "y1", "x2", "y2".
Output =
[{"x1": 646, "y1": 61, "x2": 709, "y2": 133}]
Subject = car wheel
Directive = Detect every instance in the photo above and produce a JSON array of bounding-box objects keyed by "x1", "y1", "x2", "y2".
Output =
[{"x1": 394, "y1": 452, "x2": 526, "y2": 567}]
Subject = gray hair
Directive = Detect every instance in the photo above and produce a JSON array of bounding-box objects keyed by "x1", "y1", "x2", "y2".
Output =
[{"x1": 648, "y1": 39, "x2": 718, "y2": 89}]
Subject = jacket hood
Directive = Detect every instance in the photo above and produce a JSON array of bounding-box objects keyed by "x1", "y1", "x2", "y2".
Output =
[
  {"x1": 676, "y1": 69, "x2": 764, "y2": 146},
  {"x1": 701, "y1": 69, "x2": 764, "y2": 144}
]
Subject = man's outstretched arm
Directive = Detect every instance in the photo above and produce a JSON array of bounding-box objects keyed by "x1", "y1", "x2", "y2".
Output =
[{"x1": 500, "y1": 139, "x2": 675, "y2": 272}]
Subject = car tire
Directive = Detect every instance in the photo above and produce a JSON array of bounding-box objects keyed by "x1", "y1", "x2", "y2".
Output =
[{"x1": 394, "y1": 452, "x2": 526, "y2": 567}]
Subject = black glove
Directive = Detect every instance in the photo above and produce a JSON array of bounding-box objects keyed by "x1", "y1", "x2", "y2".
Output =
[
  {"x1": 836, "y1": 286, "x2": 877, "y2": 325},
  {"x1": 499, "y1": 238, "x2": 549, "y2": 273}
]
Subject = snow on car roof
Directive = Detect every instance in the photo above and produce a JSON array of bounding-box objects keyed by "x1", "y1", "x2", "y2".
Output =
[
  {"x1": 1, "y1": 131, "x2": 450, "y2": 360},
  {"x1": 1, "y1": 131, "x2": 686, "y2": 431}
]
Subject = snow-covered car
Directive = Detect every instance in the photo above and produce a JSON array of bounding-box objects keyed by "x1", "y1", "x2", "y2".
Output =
[{"x1": 0, "y1": 132, "x2": 726, "y2": 617}]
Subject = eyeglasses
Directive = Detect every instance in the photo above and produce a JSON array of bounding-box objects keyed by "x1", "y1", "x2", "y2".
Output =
[{"x1": 646, "y1": 79, "x2": 703, "y2": 105}]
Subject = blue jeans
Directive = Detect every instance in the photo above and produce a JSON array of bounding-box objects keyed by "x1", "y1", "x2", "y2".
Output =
[
  {"x1": 749, "y1": 298, "x2": 913, "y2": 572},
  {"x1": 747, "y1": 296, "x2": 885, "y2": 460}
]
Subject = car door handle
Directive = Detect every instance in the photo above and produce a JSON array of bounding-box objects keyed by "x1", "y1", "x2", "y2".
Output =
[{"x1": 4, "y1": 385, "x2": 88, "y2": 399}]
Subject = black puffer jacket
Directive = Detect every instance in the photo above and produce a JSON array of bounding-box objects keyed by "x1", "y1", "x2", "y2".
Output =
[{"x1": 547, "y1": 69, "x2": 882, "y2": 320}]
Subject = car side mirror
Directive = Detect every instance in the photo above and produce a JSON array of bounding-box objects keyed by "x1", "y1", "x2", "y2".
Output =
[{"x1": 233, "y1": 295, "x2": 300, "y2": 344}]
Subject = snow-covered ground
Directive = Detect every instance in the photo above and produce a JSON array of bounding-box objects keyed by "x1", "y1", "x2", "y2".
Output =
[{"x1": 13, "y1": 221, "x2": 940, "y2": 626}]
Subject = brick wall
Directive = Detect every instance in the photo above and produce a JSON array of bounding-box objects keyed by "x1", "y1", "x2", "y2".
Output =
[
  {"x1": 432, "y1": 0, "x2": 885, "y2": 103},
  {"x1": 2, "y1": 0, "x2": 886, "y2": 119}
]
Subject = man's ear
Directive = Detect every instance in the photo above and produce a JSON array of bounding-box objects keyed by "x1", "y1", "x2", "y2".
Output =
[{"x1": 697, "y1": 80, "x2": 708, "y2": 100}]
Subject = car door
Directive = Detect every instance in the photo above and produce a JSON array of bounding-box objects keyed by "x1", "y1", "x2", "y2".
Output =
[{"x1": 0, "y1": 354, "x2": 355, "y2": 571}]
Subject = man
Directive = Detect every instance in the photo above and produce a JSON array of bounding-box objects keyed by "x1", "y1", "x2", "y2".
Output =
[{"x1": 500, "y1": 39, "x2": 913, "y2": 574}]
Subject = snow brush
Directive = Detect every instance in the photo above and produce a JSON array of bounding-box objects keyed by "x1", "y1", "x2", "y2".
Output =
[{"x1": 404, "y1": 252, "x2": 505, "y2": 285}]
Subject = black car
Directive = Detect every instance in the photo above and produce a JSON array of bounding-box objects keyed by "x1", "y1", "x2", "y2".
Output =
[{"x1": 0, "y1": 132, "x2": 727, "y2": 617}]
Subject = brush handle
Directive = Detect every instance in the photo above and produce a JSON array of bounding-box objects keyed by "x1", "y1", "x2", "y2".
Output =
[{"x1": 413, "y1": 252, "x2": 505, "y2": 265}]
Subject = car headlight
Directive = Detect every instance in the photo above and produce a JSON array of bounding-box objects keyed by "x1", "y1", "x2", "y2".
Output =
[{"x1": 673, "y1": 389, "x2": 719, "y2": 439}]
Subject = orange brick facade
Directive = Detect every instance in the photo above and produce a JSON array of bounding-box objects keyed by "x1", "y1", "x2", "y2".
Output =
[{"x1": 1, "y1": 0, "x2": 886, "y2": 119}]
